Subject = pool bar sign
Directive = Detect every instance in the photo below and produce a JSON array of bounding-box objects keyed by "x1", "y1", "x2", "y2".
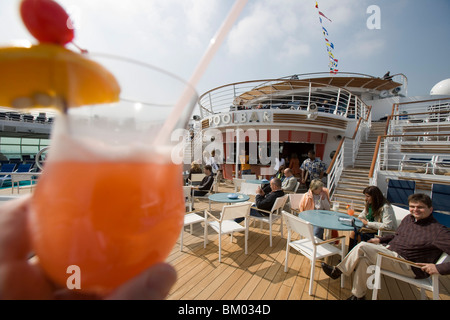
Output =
[{"x1": 208, "y1": 111, "x2": 272, "y2": 128}]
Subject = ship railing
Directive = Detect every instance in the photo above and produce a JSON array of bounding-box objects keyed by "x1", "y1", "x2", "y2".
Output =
[
  {"x1": 388, "y1": 112, "x2": 450, "y2": 137},
  {"x1": 326, "y1": 137, "x2": 345, "y2": 196},
  {"x1": 198, "y1": 78, "x2": 370, "y2": 121},
  {"x1": 392, "y1": 97, "x2": 450, "y2": 116},
  {"x1": 369, "y1": 98, "x2": 450, "y2": 184},
  {"x1": 369, "y1": 133, "x2": 450, "y2": 185}
]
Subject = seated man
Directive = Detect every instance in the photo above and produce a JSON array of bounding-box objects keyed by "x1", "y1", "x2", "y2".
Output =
[
  {"x1": 253, "y1": 177, "x2": 285, "y2": 215},
  {"x1": 322, "y1": 193, "x2": 450, "y2": 300},
  {"x1": 235, "y1": 178, "x2": 285, "y2": 223},
  {"x1": 281, "y1": 168, "x2": 297, "y2": 192},
  {"x1": 191, "y1": 165, "x2": 214, "y2": 197}
]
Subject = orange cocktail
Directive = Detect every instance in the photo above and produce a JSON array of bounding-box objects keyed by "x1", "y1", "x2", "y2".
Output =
[
  {"x1": 26, "y1": 53, "x2": 197, "y2": 294},
  {"x1": 30, "y1": 159, "x2": 184, "y2": 293}
]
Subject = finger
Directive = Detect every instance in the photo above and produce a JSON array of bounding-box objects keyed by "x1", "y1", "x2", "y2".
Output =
[
  {"x1": 0, "y1": 195, "x2": 33, "y2": 262},
  {"x1": 106, "y1": 263, "x2": 177, "y2": 300},
  {"x1": 416, "y1": 263, "x2": 425, "y2": 266}
]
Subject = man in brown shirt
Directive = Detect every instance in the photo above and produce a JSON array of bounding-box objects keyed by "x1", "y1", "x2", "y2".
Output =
[{"x1": 322, "y1": 193, "x2": 450, "y2": 300}]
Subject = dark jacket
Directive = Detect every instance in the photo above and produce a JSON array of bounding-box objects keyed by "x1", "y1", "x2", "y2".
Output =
[
  {"x1": 255, "y1": 189, "x2": 285, "y2": 212},
  {"x1": 198, "y1": 174, "x2": 214, "y2": 192}
]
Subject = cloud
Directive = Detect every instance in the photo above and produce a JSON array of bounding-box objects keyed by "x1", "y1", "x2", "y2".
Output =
[
  {"x1": 225, "y1": 0, "x2": 368, "y2": 63},
  {"x1": 226, "y1": 1, "x2": 314, "y2": 59}
]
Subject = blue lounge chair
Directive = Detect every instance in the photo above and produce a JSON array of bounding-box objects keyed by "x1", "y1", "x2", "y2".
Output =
[
  {"x1": 386, "y1": 179, "x2": 415, "y2": 209},
  {"x1": 433, "y1": 212, "x2": 450, "y2": 228},
  {"x1": 431, "y1": 183, "x2": 450, "y2": 227},
  {"x1": 0, "y1": 163, "x2": 17, "y2": 187},
  {"x1": 0, "y1": 163, "x2": 32, "y2": 188}
]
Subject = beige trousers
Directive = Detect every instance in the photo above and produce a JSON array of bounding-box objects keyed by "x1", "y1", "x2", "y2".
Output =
[{"x1": 337, "y1": 242, "x2": 416, "y2": 298}]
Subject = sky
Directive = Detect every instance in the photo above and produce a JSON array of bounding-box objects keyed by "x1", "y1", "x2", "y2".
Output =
[{"x1": 1, "y1": 0, "x2": 449, "y2": 110}]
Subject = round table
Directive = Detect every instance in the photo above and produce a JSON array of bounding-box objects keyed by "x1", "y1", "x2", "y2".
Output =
[
  {"x1": 208, "y1": 193, "x2": 250, "y2": 205},
  {"x1": 298, "y1": 210, "x2": 364, "y2": 231},
  {"x1": 208, "y1": 193, "x2": 251, "y2": 212},
  {"x1": 245, "y1": 179, "x2": 270, "y2": 185}
]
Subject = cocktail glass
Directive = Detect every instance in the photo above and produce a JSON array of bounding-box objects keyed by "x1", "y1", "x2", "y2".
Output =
[
  {"x1": 29, "y1": 54, "x2": 197, "y2": 294},
  {"x1": 332, "y1": 201, "x2": 339, "y2": 212}
]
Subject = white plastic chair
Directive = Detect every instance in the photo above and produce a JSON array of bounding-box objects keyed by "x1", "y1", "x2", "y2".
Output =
[
  {"x1": 282, "y1": 211, "x2": 346, "y2": 296},
  {"x1": 180, "y1": 211, "x2": 205, "y2": 251},
  {"x1": 250, "y1": 194, "x2": 289, "y2": 247},
  {"x1": 241, "y1": 174, "x2": 256, "y2": 180},
  {"x1": 189, "y1": 173, "x2": 205, "y2": 186},
  {"x1": 288, "y1": 193, "x2": 304, "y2": 215},
  {"x1": 204, "y1": 202, "x2": 252, "y2": 263},
  {"x1": 233, "y1": 178, "x2": 245, "y2": 192},
  {"x1": 183, "y1": 186, "x2": 193, "y2": 212},
  {"x1": 192, "y1": 178, "x2": 216, "y2": 210},
  {"x1": 377, "y1": 204, "x2": 410, "y2": 236},
  {"x1": 284, "y1": 181, "x2": 300, "y2": 194},
  {"x1": 372, "y1": 252, "x2": 450, "y2": 300}
]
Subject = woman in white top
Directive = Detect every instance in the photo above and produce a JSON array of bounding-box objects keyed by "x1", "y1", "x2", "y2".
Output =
[{"x1": 349, "y1": 185, "x2": 397, "y2": 251}]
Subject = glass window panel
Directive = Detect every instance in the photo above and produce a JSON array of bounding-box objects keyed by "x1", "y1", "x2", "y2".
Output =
[{"x1": 22, "y1": 138, "x2": 40, "y2": 145}]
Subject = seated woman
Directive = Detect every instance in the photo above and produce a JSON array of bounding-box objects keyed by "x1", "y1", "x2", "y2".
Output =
[
  {"x1": 298, "y1": 179, "x2": 331, "y2": 240},
  {"x1": 348, "y1": 185, "x2": 397, "y2": 251},
  {"x1": 186, "y1": 161, "x2": 202, "y2": 184}
]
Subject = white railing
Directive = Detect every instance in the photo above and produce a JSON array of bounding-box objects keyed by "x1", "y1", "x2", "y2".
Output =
[
  {"x1": 327, "y1": 138, "x2": 346, "y2": 196},
  {"x1": 198, "y1": 76, "x2": 371, "y2": 121},
  {"x1": 370, "y1": 134, "x2": 450, "y2": 180},
  {"x1": 370, "y1": 98, "x2": 450, "y2": 184}
]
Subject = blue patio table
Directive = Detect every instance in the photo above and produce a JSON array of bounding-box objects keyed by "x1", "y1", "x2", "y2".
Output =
[
  {"x1": 298, "y1": 210, "x2": 364, "y2": 231},
  {"x1": 208, "y1": 193, "x2": 250, "y2": 211},
  {"x1": 245, "y1": 179, "x2": 270, "y2": 185}
]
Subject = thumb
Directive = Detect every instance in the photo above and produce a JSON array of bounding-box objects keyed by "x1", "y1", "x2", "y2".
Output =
[{"x1": 106, "y1": 263, "x2": 177, "y2": 300}]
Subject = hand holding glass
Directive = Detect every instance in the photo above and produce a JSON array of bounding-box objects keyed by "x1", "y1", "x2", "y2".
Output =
[{"x1": 30, "y1": 56, "x2": 197, "y2": 294}]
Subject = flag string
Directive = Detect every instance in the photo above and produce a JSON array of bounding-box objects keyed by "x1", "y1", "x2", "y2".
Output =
[{"x1": 315, "y1": 1, "x2": 338, "y2": 74}]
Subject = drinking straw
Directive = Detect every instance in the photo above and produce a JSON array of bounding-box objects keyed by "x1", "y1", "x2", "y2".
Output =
[{"x1": 156, "y1": 0, "x2": 248, "y2": 143}]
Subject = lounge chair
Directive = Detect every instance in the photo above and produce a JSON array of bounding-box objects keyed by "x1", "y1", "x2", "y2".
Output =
[
  {"x1": 0, "y1": 163, "x2": 33, "y2": 188},
  {"x1": 0, "y1": 163, "x2": 18, "y2": 188}
]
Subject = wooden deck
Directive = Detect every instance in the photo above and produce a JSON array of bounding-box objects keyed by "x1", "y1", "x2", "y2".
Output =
[
  {"x1": 2, "y1": 183, "x2": 449, "y2": 300},
  {"x1": 167, "y1": 181, "x2": 450, "y2": 301}
]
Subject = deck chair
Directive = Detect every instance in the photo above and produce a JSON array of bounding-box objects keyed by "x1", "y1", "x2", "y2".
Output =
[
  {"x1": 433, "y1": 212, "x2": 450, "y2": 228},
  {"x1": 188, "y1": 173, "x2": 205, "y2": 186},
  {"x1": 284, "y1": 181, "x2": 300, "y2": 194},
  {"x1": 183, "y1": 186, "x2": 193, "y2": 212},
  {"x1": 431, "y1": 183, "x2": 450, "y2": 214},
  {"x1": 378, "y1": 204, "x2": 410, "y2": 236},
  {"x1": 192, "y1": 179, "x2": 215, "y2": 211},
  {"x1": 0, "y1": 163, "x2": 22, "y2": 187},
  {"x1": 204, "y1": 202, "x2": 252, "y2": 263},
  {"x1": 372, "y1": 251, "x2": 450, "y2": 300},
  {"x1": 288, "y1": 193, "x2": 304, "y2": 216},
  {"x1": 282, "y1": 211, "x2": 346, "y2": 296},
  {"x1": 180, "y1": 211, "x2": 205, "y2": 251},
  {"x1": 249, "y1": 194, "x2": 288, "y2": 247},
  {"x1": 386, "y1": 179, "x2": 415, "y2": 209},
  {"x1": 233, "y1": 178, "x2": 245, "y2": 192}
]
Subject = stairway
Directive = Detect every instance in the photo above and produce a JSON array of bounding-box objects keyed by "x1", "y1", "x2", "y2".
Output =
[
  {"x1": 354, "y1": 122, "x2": 386, "y2": 169},
  {"x1": 332, "y1": 122, "x2": 386, "y2": 212}
]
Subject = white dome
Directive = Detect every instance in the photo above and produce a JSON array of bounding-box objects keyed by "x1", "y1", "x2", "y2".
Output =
[{"x1": 430, "y1": 78, "x2": 450, "y2": 95}]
